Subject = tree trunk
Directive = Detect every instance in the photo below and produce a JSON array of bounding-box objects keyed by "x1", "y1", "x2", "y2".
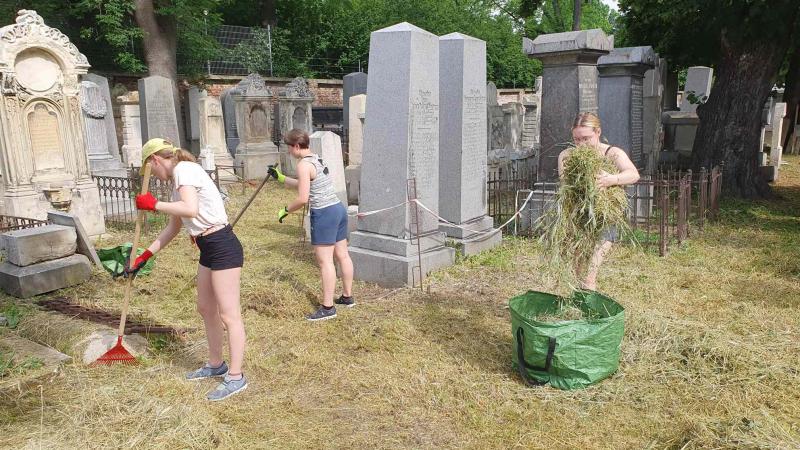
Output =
[
  {"x1": 572, "y1": 0, "x2": 581, "y2": 31},
  {"x1": 692, "y1": 27, "x2": 796, "y2": 198},
  {"x1": 134, "y1": 0, "x2": 184, "y2": 147},
  {"x1": 783, "y1": 41, "x2": 800, "y2": 154}
]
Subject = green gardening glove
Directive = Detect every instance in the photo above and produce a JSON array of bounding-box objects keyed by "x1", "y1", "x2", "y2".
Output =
[
  {"x1": 278, "y1": 206, "x2": 289, "y2": 223},
  {"x1": 268, "y1": 165, "x2": 285, "y2": 183}
]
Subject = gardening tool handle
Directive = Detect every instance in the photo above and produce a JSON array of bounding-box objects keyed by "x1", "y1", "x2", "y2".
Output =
[
  {"x1": 515, "y1": 327, "x2": 556, "y2": 387},
  {"x1": 119, "y1": 163, "x2": 152, "y2": 336},
  {"x1": 231, "y1": 172, "x2": 272, "y2": 227}
]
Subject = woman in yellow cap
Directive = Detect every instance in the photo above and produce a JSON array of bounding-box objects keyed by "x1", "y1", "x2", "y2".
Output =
[{"x1": 127, "y1": 138, "x2": 248, "y2": 401}]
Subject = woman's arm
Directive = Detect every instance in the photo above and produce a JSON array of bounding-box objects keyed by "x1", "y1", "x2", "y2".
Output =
[
  {"x1": 283, "y1": 175, "x2": 299, "y2": 188},
  {"x1": 286, "y1": 161, "x2": 312, "y2": 213},
  {"x1": 145, "y1": 214, "x2": 182, "y2": 255},
  {"x1": 155, "y1": 185, "x2": 199, "y2": 218},
  {"x1": 598, "y1": 148, "x2": 640, "y2": 188}
]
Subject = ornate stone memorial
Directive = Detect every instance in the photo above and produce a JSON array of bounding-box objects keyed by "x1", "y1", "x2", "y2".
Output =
[
  {"x1": 232, "y1": 73, "x2": 278, "y2": 180},
  {"x1": 278, "y1": 77, "x2": 314, "y2": 177}
]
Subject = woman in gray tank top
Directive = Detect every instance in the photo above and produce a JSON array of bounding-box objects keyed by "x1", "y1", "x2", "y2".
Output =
[{"x1": 270, "y1": 129, "x2": 355, "y2": 321}]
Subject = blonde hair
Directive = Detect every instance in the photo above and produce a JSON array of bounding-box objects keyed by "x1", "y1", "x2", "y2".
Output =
[
  {"x1": 572, "y1": 111, "x2": 602, "y2": 131},
  {"x1": 154, "y1": 147, "x2": 196, "y2": 163}
]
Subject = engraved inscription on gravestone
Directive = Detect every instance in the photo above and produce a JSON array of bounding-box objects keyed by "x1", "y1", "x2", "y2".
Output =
[
  {"x1": 292, "y1": 107, "x2": 307, "y2": 131},
  {"x1": 28, "y1": 103, "x2": 65, "y2": 172},
  {"x1": 250, "y1": 106, "x2": 269, "y2": 138},
  {"x1": 462, "y1": 90, "x2": 486, "y2": 202}
]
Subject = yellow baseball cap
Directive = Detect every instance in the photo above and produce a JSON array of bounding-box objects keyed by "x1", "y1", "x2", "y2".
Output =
[{"x1": 140, "y1": 138, "x2": 175, "y2": 174}]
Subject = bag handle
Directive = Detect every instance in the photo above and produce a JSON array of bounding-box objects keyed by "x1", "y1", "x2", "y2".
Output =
[{"x1": 515, "y1": 327, "x2": 556, "y2": 387}]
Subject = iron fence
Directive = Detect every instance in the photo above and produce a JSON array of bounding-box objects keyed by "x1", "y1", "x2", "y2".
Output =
[
  {"x1": 490, "y1": 165, "x2": 724, "y2": 256},
  {"x1": 0, "y1": 215, "x2": 49, "y2": 234}
]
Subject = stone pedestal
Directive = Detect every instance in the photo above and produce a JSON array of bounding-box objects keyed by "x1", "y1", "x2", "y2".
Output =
[
  {"x1": 278, "y1": 77, "x2": 314, "y2": 177},
  {"x1": 349, "y1": 23, "x2": 454, "y2": 287},
  {"x1": 661, "y1": 111, "x2": 699, "y2": 164},
  {"x1": 0, "y1": 10, "x2": 105, "y2": 236},
  {"x1": 524, "y1": 29, "x2": 613, "y2": 181},
  {"x1": 1, "y1": 225, "x2": 77, "y2": 266},
  {"x1": 438, "y1": 32, "x2": 500, "y2": 256},
  {"x1": 231, "y1": 74, "x2": 279, "y2": 181},
  {"x1": 598, "y1": 46, "x2": 657, "y2": 170},
  {"x1": 0, "y1": 254, "x2": 91, "y2": 298}
]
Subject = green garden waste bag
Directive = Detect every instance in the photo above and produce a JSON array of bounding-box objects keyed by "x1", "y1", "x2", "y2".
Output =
[
  {"x1": 509, "y1": 290, "x2": 624, "y2": 390},
  {"x1": 97, "y1": 243, "x2": 155, "y2": 277}
]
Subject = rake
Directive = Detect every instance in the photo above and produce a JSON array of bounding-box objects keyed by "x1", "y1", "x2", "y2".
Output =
[{"x1": 93, "y1": 163, "x2": 152, "y2": 366}]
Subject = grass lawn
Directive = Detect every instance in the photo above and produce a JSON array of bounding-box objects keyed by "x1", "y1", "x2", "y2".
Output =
[{"x1": 1, "y1": 157, "x2": 799, "y2": 449}]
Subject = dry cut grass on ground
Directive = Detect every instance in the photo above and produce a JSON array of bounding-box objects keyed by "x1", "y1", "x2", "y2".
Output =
[{"x1": 1, "y1": 158, "x2": 799, "y2": 449}]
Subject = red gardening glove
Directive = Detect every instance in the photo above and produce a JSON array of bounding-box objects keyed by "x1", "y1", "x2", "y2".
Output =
[
  {"x1": 135, "y1": 192, "x2": 158, "y2": 211},
  {"x1": 122, "y1": 249, "x2": 153, "y2": 279}
]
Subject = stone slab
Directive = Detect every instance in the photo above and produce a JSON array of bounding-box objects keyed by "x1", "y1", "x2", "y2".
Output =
[
  {"x1": 310, "y1": 131, "x2": 348, "y2": 206},
  {"x1": 348, "y1": 230, "x2": 447, "y2": 257},
  {"x1": 680, "y1": 66, "x2": 713, "y2": 112},
  {"x1": 343, "y1": 72, "x2": 367, "y2": 131},
  {"x1": 2, "y1": 225, "x2": 77, "y2": 267},
  {"x1": 79, "y1": 329, "x2": 150, "y2": 365},
  {"x1": 345, "y1": 165, "x2": 361, "y2": 204},
  {"x1": 138, "y1": 75, "x2": 181, "y2": 146},
  {"x1": 523, "y1": 29, "x2": 613, "y2": 56},
  {"x1": 347, "y1": 94, "x2": 367, "y2": 166},
  {"x1": 438, "y1": 215, "x2": 495, "y2": 239},
  {"x1": 47, "y1": 211, "x2": 101, "y2": 267},
  {"x1": 0, "y1": 254, "x2": 91, "y2": 298},
  {"x1": 449, "y1": 230, "x2": 503, "y2": 256},
  {"x1": 0, "y1": 335, "x2": 72, "y2": 367},
  {"x1": 348, "y1": 243, "x2": 455, "y2": 288}
]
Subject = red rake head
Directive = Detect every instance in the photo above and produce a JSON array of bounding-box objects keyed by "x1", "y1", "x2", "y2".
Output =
[{"x1": 91, "y1": 336, "x2": 139, "y2": 366}]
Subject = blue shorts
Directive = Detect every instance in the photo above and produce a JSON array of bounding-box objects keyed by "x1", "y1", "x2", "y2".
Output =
[{"x1": 310, "y1": 202, "x2": 348, "y2": 245}]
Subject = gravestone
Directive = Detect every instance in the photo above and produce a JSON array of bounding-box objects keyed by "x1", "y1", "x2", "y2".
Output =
[
  {"x1": 345, "y1": 94, "x2": 366, "y2": 204},
  {"x1": 643, "y1": 57, "x2": 667, "y2": 173},
  {"x1": 348, "y1": 22, "x2": 454, "y2": 287},
  {"x1": 221, "y1": 88, "x2": 239, "y2": 156},
  {"x1": 47, "y1": 211, "x2": 101, "y2": 266},
  {"x1": 310, "y1": 131, "x2": 347, "y2": 206},
  {"x1": 438, "y1": 32, "x2": 500, "y2": 255},
  {"x1": 1, "y1": 225, "x2": 76, "y2": 267},
  {"x1": 81, "y1": 74, "x2": 125, "y2": 176},
  {"x1": 661, "y1": 111, "x2": 699, "y2": 164},
  {"x1": 0, "y1": 253, "x2": 91, "y2": 298},
  {"x1": 680, "y1": 66, "x2": 713, "y2": 113},
  {"x1": 232, "y1": 74, "x2": 279, "y2": 180},
  {"x1": 524, "y1": 29, "x2": 613, "y2": 181},
  {"x1": 765, "y1": 102, "x2": 787, "y2": 182},
  {"x1": 117, "y1": 91, "x2": 142, "y2": 166},
  {"x1": 486, "y1": 81, "x2": 505, "y2": 152},
  {"x1": 184, "y1": 86, "x2": 202, "y2": 154},
  {"x1": 342, "y1": 72, "x2": 367, "y2": 132},
  {"x1": 520, "y1": 76, "x2": 543, "y2": 151},
  {"x1": 0, "y1": 10, "x2": 105, "y2": 236},
  {"x1": 138, "y1": 75, "x2": 181, "y2": 146},
  {"x1": 598, "y1": 46, "x2": 657, "y2": 170},
  {"x1": 278, "y1": 77, "x2": 314, "y2": 177},
  {"x1": 199, "y1": 93, "x2": 236, "y2": 180}
]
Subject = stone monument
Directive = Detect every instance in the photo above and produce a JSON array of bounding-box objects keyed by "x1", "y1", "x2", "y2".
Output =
[
  {"x1": 680, "y1": 66, "x2": 713, "y2": 113},
  {"x1": 438, "y1": 32, "x2": 500, "y2": 255},
  {"x1": 342, "y1": 72, "x2": 367, "y2": 132},
  {"x1": 198, "y1": 92, "x2": 236, "y2": 179},
  {"x1": 80, "y1": 73, "x2": 124, "y2": 176},
  {"x1": 232, "y1": 73, "x2": 279, "y2": 180},
  {"x1": 184, "y1": 86, "x2": 202, "y2": 154},
  {"x1": 598, "y1": 46, "x2": 657, "y2": 170},
  {"x1": 345, "y1": 93, "x2": 366, "y2": 204},
  {"x1": 0, "y1": 10, "x2": 105, "y2": 236},
  {"x1": 138, "y1": 75, "x2": 181, "y2": 147},
  {"x1": 348, "y1": 22, "x2": 454, "y2": 287},
  {"x1": 524, "y1": 29, "x2": 613, "y2": 180},
  {"x1": 278, "y1": 77, "x2": 314, "y2": 177},
  {"x1": 643, "y1": 57, "x2": 667, "y2": 173},
  {"x1": 116, "y1": 91, "x2": 142, "y2": 167},
  {"x1": 221, "y1": 88, "x2": 239, "y2": 156}
]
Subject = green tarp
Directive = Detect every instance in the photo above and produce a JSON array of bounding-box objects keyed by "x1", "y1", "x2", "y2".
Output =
[
  {"x1": 509, "y1": 290, "x2": 625, "y2": 390},
  {"x1": 96, "y1": 243, "x2": 155, "y2": 277}
]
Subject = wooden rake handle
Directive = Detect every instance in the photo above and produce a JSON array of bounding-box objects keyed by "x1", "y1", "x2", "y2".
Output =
[{"x1": 118, "y1": 163, "x2": 152, "y2": 337}]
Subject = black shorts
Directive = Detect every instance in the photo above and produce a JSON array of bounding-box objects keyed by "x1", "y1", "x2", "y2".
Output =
[{"x1": 195, "y1": 225, "x2": 244, "y2": 270}]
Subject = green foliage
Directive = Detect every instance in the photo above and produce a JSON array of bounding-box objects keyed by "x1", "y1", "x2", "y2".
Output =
[
  {"x1": 0, "y1": 351, "x2": 44, "y2": 378},
  {"x1": 3, "y1": 304, "x2": 21, "y2": 329}
]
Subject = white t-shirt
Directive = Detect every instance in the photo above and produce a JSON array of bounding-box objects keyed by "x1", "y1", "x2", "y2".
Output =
[{"x1": 171, "y1": 161, "x2": 228, "y2": 236}]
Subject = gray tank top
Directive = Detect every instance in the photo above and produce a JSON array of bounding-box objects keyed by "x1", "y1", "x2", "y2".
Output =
[{"x1": 302, "y1": 154, "x2": 340, "y2": 209}]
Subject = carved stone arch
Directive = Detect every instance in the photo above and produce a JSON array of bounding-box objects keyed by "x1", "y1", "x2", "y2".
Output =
[{"x1": 22, "y1": 98, "x2": 68, "y2": 177}]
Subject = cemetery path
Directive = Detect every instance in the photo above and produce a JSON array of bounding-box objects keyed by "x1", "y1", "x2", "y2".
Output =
[{"x1": 1, "y1": 158, "x2": 800, "y2": 449}]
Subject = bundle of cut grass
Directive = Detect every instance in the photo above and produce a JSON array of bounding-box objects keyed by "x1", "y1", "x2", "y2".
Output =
[{"x1": 540, "y1": 144, "x2": 629, "y2": 288}]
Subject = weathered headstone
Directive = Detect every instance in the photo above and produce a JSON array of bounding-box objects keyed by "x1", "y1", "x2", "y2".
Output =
[
  {"x1": 520, "y1": 76, "x2": 543, "y2": 151},
  {"x1": 310, "y1": 131, "x2": 347, "y2": 206},
  {"x1": 81, "y1": 74, "x2": 125, "y2": 176},
  {"x1": 765, "y1": 102, "x2": 788, "y2": 181},
  {"x1": 117, "y1": 91, "x2": 142, "y2": 166},
  {"x1": 0, "y1": 254, "x2": 91, "y2": 298},
  {"x1": 231, "y1": 74, "x2": 279, "y2": 180},
  {"x1": 438, "y1": 32, "x2": 500, "y2": 255},
  {"x1": 643, "y1": 57, "x2": 667, "y2": 173},
  {"x1": 348, "y1": 22, "x2": 454, "y2": 287},
  {"x1": 524, "y1": 29, "x2": 613, "y2": 180},
  {"x1": 345, "y1": 94, "x2": 366, "y2": 204},
  {"x1": 221, "y1": 88, "x2": 240, "y2": 156},
  {"x1": 680, "y1": 66, "x2": 713, "y2": 113},
  {"x1": 0, "y1": 10, "x2": 105, "y2": 236},
  {"x1": 138, "y1": 75, "x2": 181, "y2": 146},
  {"x1": 1, "y1": 225, "x2": 77, "y2": 267},
  {"x1": 47, "y1": 211, "x2": 101, "y2": 266},
  {"x1": 661, "y1": 111, "x2": 699, "y2": 164},
  {"x1": 342, "y1": 72, "x2": 367, "y2": 132},
  {"x1": 198, "y1": 93, "x2": 236, "y2": 179},
  {"x1": 598, "y1": 46, "x2": 657, "y2": 170},
  {"x1": 185, "y1": 86, "x2": 202, "y2": 154},
  {"x1": 278, "y1": 77, "x2": 314, "y2": 177}
]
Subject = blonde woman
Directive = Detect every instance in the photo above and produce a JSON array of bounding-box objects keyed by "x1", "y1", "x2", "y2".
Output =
[
  {"x1": 127, "y1": 138, "x2": 247, "y2": 401},
  {"x1": 557, "y1": 112, "x2": 640, "y2": 290}
]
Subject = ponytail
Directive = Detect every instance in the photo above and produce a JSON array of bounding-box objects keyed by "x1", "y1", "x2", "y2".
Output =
[{"x1": 155, "y1": 147, "x2": 197, "y2": 163}]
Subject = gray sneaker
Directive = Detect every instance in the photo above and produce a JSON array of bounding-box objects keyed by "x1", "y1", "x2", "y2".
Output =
[
  {"x1": 186, "y1": 362, "x2": 228, "y2": 381},
  {"x1": 334, "y1": 295, "x2": 355, "y2": 308},
  {"x1": 207, "y1": 373, "x2": 248, "y2": 401},
  {"x1": 306, "y1": 306, "x2": 337, "y2": 321}
]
